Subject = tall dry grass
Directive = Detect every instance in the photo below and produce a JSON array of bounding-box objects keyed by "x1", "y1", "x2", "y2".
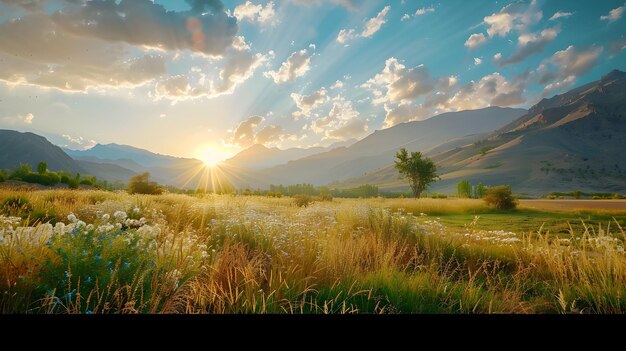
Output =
[{"x1": 1, "y1": 189, "x2": 625, "y2": 313}]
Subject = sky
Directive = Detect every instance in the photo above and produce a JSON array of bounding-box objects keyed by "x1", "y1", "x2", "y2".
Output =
[{"x1": 0, "y1": 0, "x2": 625, "y2": 164}]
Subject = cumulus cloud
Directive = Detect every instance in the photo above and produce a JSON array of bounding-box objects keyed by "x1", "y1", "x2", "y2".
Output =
[
  {"x1": 0, "y1": 14, "x2": 167, "y2": 91},
  {"x1": 311, "y1": 96, "x2": 367, "y2": 140},
  {"x1": 484, "y1": 0, "x2": 542, "y2": 38},
  {"x1": 0, "y1": 0, "x2": 267, "y2": 99},
  {"x1": 536, "y1": 45, "x2": 603, "y2": 96},
  {"x1": 153, "y1": 38, "x2": 268, "y2": 101},
  {"x1": 1, "y1": 112, "x2": 34, "y2": 125},
  {"x1": 364, "y1": 58, "x2": 527, "y2": 127},
  {"x1": 549, "y1": 11, "x2": 573, "y2": 21},
  {"x1": 465, "y1": 33, "x2": 487, "y2": 49},
  {"x1": 497, "y1": 26, "x2": 560, "y2": 66},
  {"x1": 330, "y1": 80, "x2": 344, "y2": 89},
  {"x1": 362, "y1": 57, "x2": 436, "y2": 104},
  {"x1": 62, "y1": 134, "x2": 97, "y2": 150},
  {"x1": 601, "y1": 3, "x2": 625, "y2": 22},
  {"x1": 52, "y1": 0, "x2": 238, "y2": 57},
  {"x1": 474, "y1": 58, "x2": 483, "y2": 66},
  {"x1": 234, "y1": 1, "x2": 277, "y2": 26},
  {"x1": 446, "y1": 72, "x2": 526, "y2": 111},
  {"x1": 264, "y1": 48, "x2": 312, "y2": 84},
  {"x1": 229, "y1": 116, "x2": 290, "y2": 147},
  {"x1": 337, "y1": 6, "x2": 390, "y2": 44},
  {"x1": 291, "y1": 87, "x2": 328, "y2": 118}
]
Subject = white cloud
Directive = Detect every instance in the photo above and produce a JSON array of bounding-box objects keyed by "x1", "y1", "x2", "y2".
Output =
[
  {"x1": 549, "y1": 11, "x2": 573, "y2": 21},
  {"x1": 62, "y1": 134, "x2": 97, "y2": 151},
  {"x1": 229, "y1": 116, "x2": 291, "y2": 147},
  {"x1": 401, "y1": 14, "x2": 410, "y2": 22},
  {"x1": 447, "y1": 72, "x2": 526, "y2": 111},
  {"x1": 234, "y1": 1, "x2": 277, "y2": 26},
  {"x1": 325, "y1": 118, "x2": 368, "y2": 140},
  {"x1": 337, "y1": 6, "x2": 390, "y2": 43},
  {"x1": 484, "y1": 1, "x2": 542, "y2": 38},
  {"x1": 330, "y1": 80, "x2": 344, "y2": 90},
  {"x1": 498, "y1": 26, "x2": 560, "y2": 66},
  {"x1": 291, "y1": 87, "x2": 328, "y2": 118},
  {"x1": 474, "y1": 57, "x2": 483, "y2": 66},
  {"x1": 1, "y1": 112, "x2": 34, "y2": 125},
  {"x1": 0, "y1": 0, "x2": 45, "y2": 12},
  {"x1": 601, "y1": 3, "x2": 625, "y2": 22},
  {"x1": 264, "y1": 48, "x2": 312, "y2": 84},
  {"x1": 465, "y1": 33, "x2": 487, "y2": 49},
  {"x1": 536, "y1": 45, "x2": 603, "y2": 95},
  {"x1": 415, "y1": 7, "x2": 435, "y2": 16},
  {"x1": 362, "y1": 57, "x2": 436, "y2": 105}
]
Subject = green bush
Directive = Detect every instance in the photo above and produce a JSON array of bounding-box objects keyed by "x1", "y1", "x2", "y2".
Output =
[
  {"x1": 484, "y1": 185, "x2": 517, "y2": 210},
  {"x1": 127, "y1": 172, "x2": 163, "y2": 195},
  {"x1": 10, "y1": 163, "x2": 32, "y2": 180},
  {"x1": 0, "y1": 170, "x2": 6, "y2": 182},
  {"x1": 430, "y1": 193, "x2": 448, "y2": 199},
  {"x1": 293, "y1": 194, "x2": 313, "y2": 207}
]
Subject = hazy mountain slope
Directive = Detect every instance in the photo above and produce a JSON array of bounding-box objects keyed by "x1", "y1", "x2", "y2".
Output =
[
  {"x1": 224, "y1": 139, "x2": 357, "y2": 170},
  {"x1": 76, "y1": 160, "x2": 137, "y2": 183},
  {"x1": 257, "y1": 107, "x2": 526, "y2": 185},
  {"x1": 335, "y1": 70, "x2": 626, "y2": 195},
  {"x1": 0, "y1": 129, "x2": 80, "y2": 172},
  {"x1": 64, "y1": 143, "x2": 193, "y2": 168}
]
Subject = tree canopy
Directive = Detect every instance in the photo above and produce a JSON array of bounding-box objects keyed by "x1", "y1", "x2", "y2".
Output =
[{"x1": 394, "y1": 148, "x2": 438, "y2": 198}]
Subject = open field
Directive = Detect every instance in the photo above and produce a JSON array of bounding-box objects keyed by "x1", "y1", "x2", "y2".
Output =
[
  {"x1": 1, "y1": 189, "x2": 626, "y2": 314},
  {"x1": 520, "y1": 200, "x2": 626, "y2": 212}
]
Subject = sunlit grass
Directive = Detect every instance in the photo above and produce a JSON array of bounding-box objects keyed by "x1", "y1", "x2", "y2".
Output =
[{"x1": 1, "y1": 189, "x2": 625, "y2": 314}]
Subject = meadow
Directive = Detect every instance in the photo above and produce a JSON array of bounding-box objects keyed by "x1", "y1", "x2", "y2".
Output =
[{"x1": 1, "y1": 189, "x2": 626, "y2": 314}]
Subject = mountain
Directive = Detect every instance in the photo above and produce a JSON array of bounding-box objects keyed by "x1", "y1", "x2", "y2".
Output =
[
  {"x1": 0, "y1": 129, "x2": 80, "y2": 172},
  {"x1": 336, "y1": 70, "x2": 626, "y2": 195},
  {"x1": 251, "y1": 107, "x2": 527, "y2": 187},
  {"x1": 224, "y1": 139, "x2": 357, "y2": 170},
  {"x1": 0, "y1": 129, "x2": 137, "y2": 182},
  {"x1": 64, "y1": 143, "x2": 189, "y2": 168}
]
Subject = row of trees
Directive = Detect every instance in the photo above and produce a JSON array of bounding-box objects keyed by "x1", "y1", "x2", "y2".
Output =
[
  {"x1": 0, "y1": 162, "x2": 113, "y2": 189},
  {"x1": 456, "y1": 179, "x2": 487, "y2": 199}
]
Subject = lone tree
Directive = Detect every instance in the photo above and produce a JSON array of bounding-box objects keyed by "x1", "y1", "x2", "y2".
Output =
[
  {"x1": 484, "y1": 185, "x2": 517, "y2": 210},
  {"x1": 394, "y1": 148, "x2": 438, "y2": 198},
  {"x1": 127, "y1": 172, "x2": 163, "y2": 195}
]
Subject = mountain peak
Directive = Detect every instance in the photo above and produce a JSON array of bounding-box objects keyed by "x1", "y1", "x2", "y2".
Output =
[{"x1": 601, "y1": 69, "x2": 626, "y2": 82}]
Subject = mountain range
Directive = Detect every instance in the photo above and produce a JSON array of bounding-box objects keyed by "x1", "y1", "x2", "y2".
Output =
[{"x1": 1, "y1": 69, "x2": 625, "y2": 196}]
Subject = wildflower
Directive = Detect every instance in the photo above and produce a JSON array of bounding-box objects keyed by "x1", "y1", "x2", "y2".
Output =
[
  {"x1": 86, "y1": 224, "x2": 94, "y2": 231},
  {"x1": 54, "y1": 222, "x2": 66, "y2": 235},
  {"x1": 76, "y1": 221, "x2": 86, "y2": 229},
  {"x1": 67, "y1": 213, "x2": 78, "y2": 223},
  {"x1": 113, "y1": 211, "x2": 127, "y2": 221},
  {"x1": 102, "y1": 213, "x2": 110, "y2": 221},
  {"x1": 133, "y1": 207, "x2": 140, "y2": 214},
  {"x1": 115, "y1": 223, "x2": 123, "y2": 230}
]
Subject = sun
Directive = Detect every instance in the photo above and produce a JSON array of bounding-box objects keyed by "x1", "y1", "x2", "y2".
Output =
[{"x1": 197, "y1": 147, "x2": 226, "y2": 167}]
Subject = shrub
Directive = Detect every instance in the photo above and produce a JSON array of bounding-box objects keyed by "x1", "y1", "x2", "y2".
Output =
[
  {"x1": 317, "y1": 193, "x2": 333, "y2": 202},
  {"x1": 430, "y1": 193, "x2": 448, "y2": 199},
  {"x1": 484, "y1": 185, "x2": 517, "y2": 210},
  {"x1": 10, "y1": 163, "x2": 32, "y2": 180},
  {"x1": 0, "y1": 170, "x2": 6, "y2": 182},
  {"x1": 293, "y1": 194, "x2": 313, "y2": 207},
  {"x1": 456, "y1": 180, "x2": 472, "y2": 198},
  {"x1": 127, "y1": 172, "x2": 163, "y2": 195}
]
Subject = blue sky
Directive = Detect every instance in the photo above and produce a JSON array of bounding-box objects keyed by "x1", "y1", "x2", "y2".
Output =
[{"x1": 0, "y1": 0, "x2": 625, "y2": 163}]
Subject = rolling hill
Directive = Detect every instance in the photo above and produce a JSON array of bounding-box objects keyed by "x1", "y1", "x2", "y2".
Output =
[
  {"x1": 336, "y1": 70, "x2": 626, "y2": 195},
  {"x1": 0, "y1": 129, "x2": 81, "y2": 172},
  {"x1": 253, "y1": 107, "x2": 527, "y2": 186}
]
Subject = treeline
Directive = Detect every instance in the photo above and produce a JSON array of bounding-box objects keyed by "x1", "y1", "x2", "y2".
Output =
[
  {"x1": 544, "y1": 191, "x2": 626, "y2": 199},
  {"x1": 0, "y1": 162, "x2": 124, "y2": 190},
  {"x1": 267, "y1": 184, "x2": 381, "y2": 198}
]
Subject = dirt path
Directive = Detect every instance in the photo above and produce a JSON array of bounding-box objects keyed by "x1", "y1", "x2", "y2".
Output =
[{"x1": 520, "y1": 199, "x2": 626, "y2": 211}]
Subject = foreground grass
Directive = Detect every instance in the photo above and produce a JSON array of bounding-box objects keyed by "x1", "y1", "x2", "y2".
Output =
[{"x1": 1, "y1": 189, "x2": 625, "y2": 314}]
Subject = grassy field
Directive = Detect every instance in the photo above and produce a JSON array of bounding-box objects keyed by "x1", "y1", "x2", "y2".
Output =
[{"x1": 1, "y1": 189, "x2": 626, "y2": 314}]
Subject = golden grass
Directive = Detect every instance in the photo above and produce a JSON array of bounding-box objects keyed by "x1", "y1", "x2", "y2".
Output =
[{"x1": 1, "y1": 189, "x2": 625, "y2": 314}]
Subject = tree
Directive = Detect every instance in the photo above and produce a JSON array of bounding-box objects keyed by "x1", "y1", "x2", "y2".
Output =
[
  {"x1": 394, "y1": 148, "x2": 438, "y2": 198},
  {"x1": 474, "y1": 183, "x2": 487, "y2": 199},
  {"x1": 484, "y1": 185, "x2": 517, "y2": 210},
  {"x1": 457, "y1": 180, "x2": 472, "y2": 198},
  {"x1": 37, "y1": 161, "x2": 48, "y2": 174},
  {"x1": 127, "y1": 172, "x2": 163, "y2": 195},
  {"x1": 11, "y1": 163, "x2": 32, "y2": 180}
]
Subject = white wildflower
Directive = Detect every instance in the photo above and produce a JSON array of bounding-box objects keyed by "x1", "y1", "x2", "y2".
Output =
[{"x1": 67, "y1": 213, "x2": 78, "y2": 223}]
